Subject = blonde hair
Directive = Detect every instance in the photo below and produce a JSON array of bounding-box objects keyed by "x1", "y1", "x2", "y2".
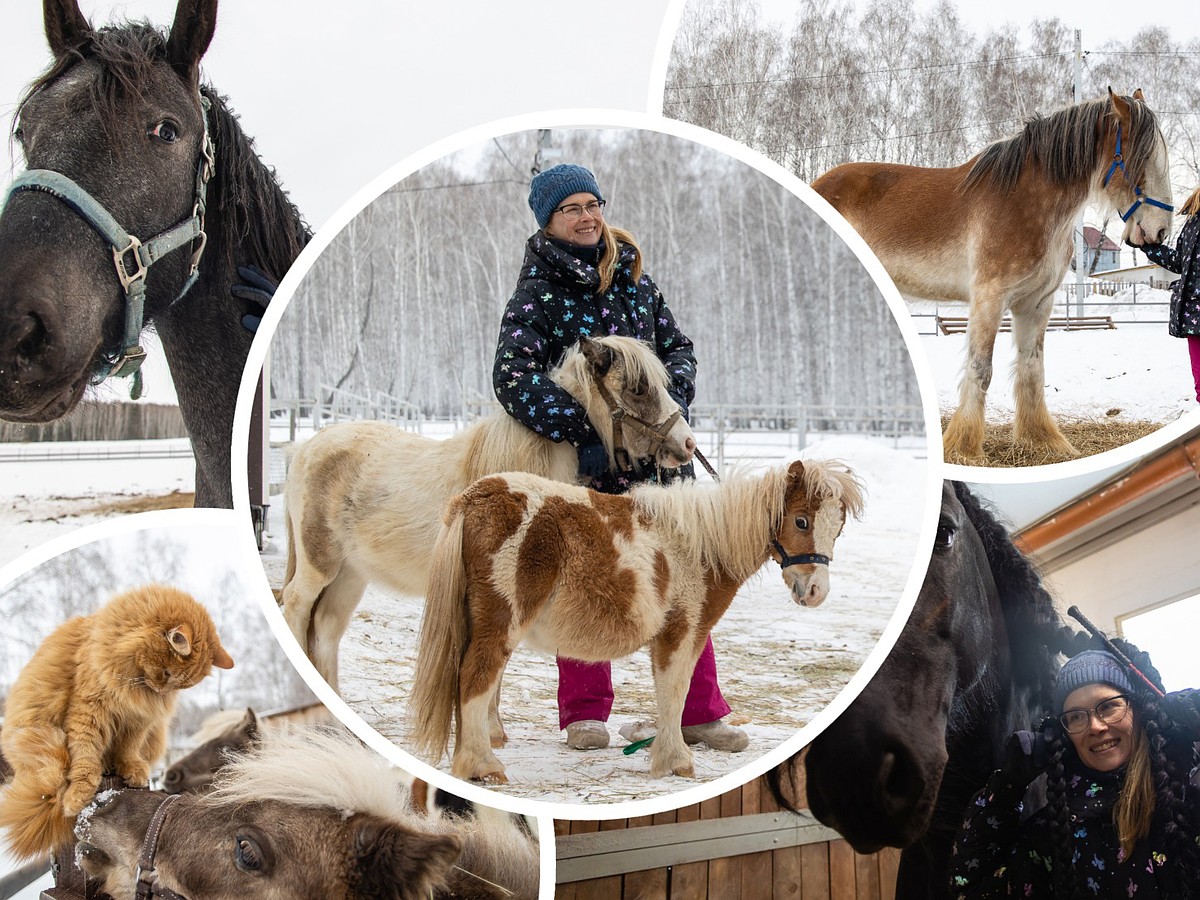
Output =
[
  {"x1": 1181, "y1": 186, "x2": 1200, "y2": 217},
  {"x1": 597, "y1": 220, "x2": 643, "y2": 293},
  {"x1": 1114, "y1": 720, "x2": 1155, "y2": 856}
]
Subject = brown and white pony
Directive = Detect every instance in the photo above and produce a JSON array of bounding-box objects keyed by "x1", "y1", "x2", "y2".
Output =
[
  {"x1": 76, "y1": 729, "x2": 541, "y2": 900},
  {"x1": 280, "y1": 335, "x2": 696, "y2": 693},
  {"x1": 813, "y1": 90, "x2": 1173, "y2": 464},
  {"x1": 410, "y1": 459, "x2": 865, "y2": 783}
]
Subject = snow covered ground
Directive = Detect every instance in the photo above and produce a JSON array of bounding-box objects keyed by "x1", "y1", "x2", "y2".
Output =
[
  {"x1": 920, "y1": 304, "x2": 1198, "y2": 425},
  {"x1": 258, "y1": 434, "x2": 934, "y2": 809},
  {"x1": 0, "y1": 440, "x2": 195, "y2": 570}
]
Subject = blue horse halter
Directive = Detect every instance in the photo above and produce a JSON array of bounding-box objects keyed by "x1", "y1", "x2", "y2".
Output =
[
  {"x1": 1102, "y1": 123, "x2": 1174, "y2": 223},
  {"x1": 0, "y1": 95, "x2": 215, "y2": 399}
]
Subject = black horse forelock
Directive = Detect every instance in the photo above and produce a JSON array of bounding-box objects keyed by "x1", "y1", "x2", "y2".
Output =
[{"x1": 15, "y1": 22, "x2": 312, "y2": 282}]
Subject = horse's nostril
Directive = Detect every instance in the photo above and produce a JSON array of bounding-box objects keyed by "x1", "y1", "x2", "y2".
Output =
[
  {"x1": 684, "y1": 436, "x2": 696, "y2": 453},
  {"x1": 163, "y1": 768, "x2": 180, "y2": 785},
  {"x1": 12, "y1": 312, "x2": 48, "y2": 361},
  {"x1": 878, "y1": 746, "x2": 925, "y2": 817}
]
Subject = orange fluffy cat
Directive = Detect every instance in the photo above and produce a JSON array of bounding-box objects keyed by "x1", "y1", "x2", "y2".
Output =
[{"x1": 0, "y1": 584, "x2": 234, "y2": 859}]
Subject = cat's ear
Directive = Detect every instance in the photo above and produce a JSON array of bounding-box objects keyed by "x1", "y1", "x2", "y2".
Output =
[
  {"x1": 167, "y1": 624, "x2": 194, "y2": 657},
  {"x1": 212, "y1": 640, "x2": 235, "y2": 670}
]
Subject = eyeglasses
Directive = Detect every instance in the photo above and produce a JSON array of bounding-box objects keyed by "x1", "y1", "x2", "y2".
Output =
[
  {"x1": 1058, "y1": 695, "x2": 1131, "y2": 734},
  {"x1": 553, "y1": 199, "x2": 606, "y2": 220}
]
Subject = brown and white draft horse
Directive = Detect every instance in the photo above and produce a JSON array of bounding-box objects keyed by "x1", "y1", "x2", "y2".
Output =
[
  {"x1": 813, "y1": 90, "x2": 1173, "y2": 465},
  {"x1": 410, "y1": 459, "x2": 865, "y2": 783},
  {"x1": 281, "y1": 335, "x2": 696, "y2": 694},
  {"x1": 76, "y1": 729, "x2": 540, "y2": 900}
]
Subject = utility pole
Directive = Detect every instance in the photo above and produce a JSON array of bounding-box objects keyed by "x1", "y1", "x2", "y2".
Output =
[
  {"x1": 1072, "y1": 29, "x2": 1087, "y2": 319},
  {"x1": 532, "y1": 130, "x2": 562, "y2": 177}
]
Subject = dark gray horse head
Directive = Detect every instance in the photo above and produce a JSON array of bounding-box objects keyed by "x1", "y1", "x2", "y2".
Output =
[{"x1": 0, "y1": 0, "x2": 218, "y2": 422}]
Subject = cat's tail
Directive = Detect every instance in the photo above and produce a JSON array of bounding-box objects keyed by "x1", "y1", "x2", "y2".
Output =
[
  {"x1": 410, "y1": 497, "x2": 469, "y2": 763},
  {"x1": 0, "y1": 746, "x2": 74, "y2": 861}
]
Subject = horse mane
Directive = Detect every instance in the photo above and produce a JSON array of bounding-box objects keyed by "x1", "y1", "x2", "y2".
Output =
[
  {"x1": 204, "y1": 729, "x2": 540, "y2": 897},
  {"x1": 952, "y1": 483, "x2": 1081, "y2": 723},
  {"x1": 15, "y1": 21, "x2": 311, "y2": 282},
  {"x1": 187, "y1": 708, "x2": 252, "y2": 745},
  {"x1": 961, "y1": 94, "x2": 1160, "y2": 194},
  {"x1": 632, "y1": 459, "x2": 863, "y2": 582}
]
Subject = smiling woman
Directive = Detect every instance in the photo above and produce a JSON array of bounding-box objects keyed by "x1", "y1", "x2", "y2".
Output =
[{"x1": 949, "y1": 643, "x2": 1200, "y2": 899}]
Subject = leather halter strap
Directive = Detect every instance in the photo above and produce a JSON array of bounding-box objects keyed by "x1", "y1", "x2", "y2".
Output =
[
  {"x1": 134, "y1": 793, "x2": 187, "y2": 900},
  {"x1": 771, "y1": 539, "x2": 830, "y2": 568},
  {"x1": 593, "y1": 379, "x2": 682, "y2": 472},
  {"x1": 1101, "y1": 123, "x2": 1174, "y2": 223},
  {"x1": 1, "y1": 94, "x2": 215, "y2": 398}
]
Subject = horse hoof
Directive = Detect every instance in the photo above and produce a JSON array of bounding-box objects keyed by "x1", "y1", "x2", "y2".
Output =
[
  {"x1": 490, "y1": 735, "x2": 507, "y2": 749},
  {"x1": 478, "y1": 771, "x2": 508, "y2": 785},
  {"x1": 672, "y1": 764, "x2": 695, "y2": 778}
]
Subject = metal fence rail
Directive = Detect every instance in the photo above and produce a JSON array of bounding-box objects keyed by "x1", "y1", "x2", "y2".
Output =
[{"x1": 0, "y1": 439, "x2": 193, "y2": 463}]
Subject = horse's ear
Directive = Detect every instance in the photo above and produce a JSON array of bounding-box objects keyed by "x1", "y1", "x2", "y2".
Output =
[
  {"x1": 786, "y1": 459, "x2": 805, "y2": 492},
  {"x1": 579, "y1": 336, "x2": 614, "y2": 377},
  {"x1": 240, "y1": 708, "x2": 259, "y2": 741},
  {"x1": 349, "y1": 814, "x2": 462, "y2": 900},
  {"x1": 165, "y1": 0, "x2": 218, "y2": 83},
  {"x1": 1132, "y1": 88, "x2": 1146, "y2": 101},
  {"x1": 43, "y1": 0, "x2": 92, "y2": 58},
  {"x1": 1108, "y1": 87, "x2": 1132, "y2": 121}
]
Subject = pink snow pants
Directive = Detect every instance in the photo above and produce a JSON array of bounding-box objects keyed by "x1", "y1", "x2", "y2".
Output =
[
  {"x1": 1189, "y1": 336, "x2": 1200, "y2": 402},
  {"x1": 557, "y1": 634, "x2": 731, "y2": 730}
]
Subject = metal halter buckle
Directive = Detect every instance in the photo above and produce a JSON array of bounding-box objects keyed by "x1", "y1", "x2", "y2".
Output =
[{"x1": 113, "y1": 235, "x2": 147, "y2": 291}]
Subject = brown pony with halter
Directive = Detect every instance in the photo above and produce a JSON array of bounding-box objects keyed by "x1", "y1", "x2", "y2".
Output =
[
  {"x1": 410, "y1": 459, "x2": 864, "y2": 783},
  {"x1": 813, "y1": 90, "x2": 1173, "y2": 464}
]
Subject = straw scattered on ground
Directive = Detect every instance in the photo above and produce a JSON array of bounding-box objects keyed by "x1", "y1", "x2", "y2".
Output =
[{"x1": 940, "y1": 413, "x2": 1164, "y2": 468}]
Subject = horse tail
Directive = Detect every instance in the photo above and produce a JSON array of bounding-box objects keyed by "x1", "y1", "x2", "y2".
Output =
[
  {"x1": 0, "y1": 749, "x2": 74, "y2": 861},
  {"x1": 410, "y1": 498, "x2": 469, "y2": 762}
]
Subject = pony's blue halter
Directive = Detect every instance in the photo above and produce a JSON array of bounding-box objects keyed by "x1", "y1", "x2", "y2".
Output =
[
  {"x1": 771, "y1": 539, "x2": 830, "y2": 568},
  {"x1": 0, "y1": 96, "x2": 215, "y2": 399},
  {"x1": 1102, "y1": 123, "x2": 1174, "y2": 223}
]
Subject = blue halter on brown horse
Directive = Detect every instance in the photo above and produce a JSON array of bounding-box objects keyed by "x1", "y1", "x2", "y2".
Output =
[
  {"x1": 769, "y1": 482, "x2": 1081, "y2": 899},
  {"x1": 0, "y1": 0, "x2": 309, "y2": 507},
  {"x1": 813, "y1": 91, "x2": 1174, "y2": 465}
]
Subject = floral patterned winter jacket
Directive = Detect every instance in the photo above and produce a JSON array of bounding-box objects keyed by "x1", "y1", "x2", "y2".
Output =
[
  {"x1": 492, "y1": 232, "x2": 696, "y2": 493},
  {"x1": 949, "y1": 754, "x2": 1178, "y2": 899},
  {"x1": 1143, "y1": 214, "x2": 1200, "y2": 338}
]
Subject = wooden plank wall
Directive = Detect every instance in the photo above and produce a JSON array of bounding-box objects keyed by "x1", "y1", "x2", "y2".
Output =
[{"x1": 555, "y1": 770, "x2": 900, "y2": 900}]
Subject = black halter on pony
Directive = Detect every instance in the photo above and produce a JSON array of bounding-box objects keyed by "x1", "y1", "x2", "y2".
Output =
[{"x1": 133, "y1": 793, "x2": 187, "y2": 900}]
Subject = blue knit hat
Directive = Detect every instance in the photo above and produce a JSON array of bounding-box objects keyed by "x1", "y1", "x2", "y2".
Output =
[
  {"x1": 1054, "y1": 649, "x2": 1135, "y2": 711},
  {"x1": 528, "y1": 164, "x2": 604, "y2": 228}
]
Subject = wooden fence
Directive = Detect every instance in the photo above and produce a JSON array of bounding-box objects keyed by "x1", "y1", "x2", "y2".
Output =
[
  {"x1": 0, "y1": 403, "x2": 186, "y2": 443},
  {"x1": 556, "y1": 769, "x2": 901, "y2": 899}
]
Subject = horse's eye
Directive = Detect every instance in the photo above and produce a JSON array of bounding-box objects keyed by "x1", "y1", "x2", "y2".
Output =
[
  {"x1": 13, "y1": 125, "x2": 24, "y2": 145},
  {"x1": 149, "y1": 121, "x2": 179, "y2": 143},
  {"x1": 794, "y1": 516, "x2": 809, "y2": 531},
  {"x1": 234, "y1": 835, "x2": 263, "y2": 872},
  {"x1": 934, "y1": 522, "x2": 957, "y2": 550}
]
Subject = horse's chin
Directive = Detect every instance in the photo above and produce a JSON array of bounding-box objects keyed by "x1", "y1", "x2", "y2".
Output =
[
  {"x1": 656, "y1": 450, "x2": 694, "y2": 470},
  {"x1": 0, "y1": 371, "x2": 89, "y2": 423}
]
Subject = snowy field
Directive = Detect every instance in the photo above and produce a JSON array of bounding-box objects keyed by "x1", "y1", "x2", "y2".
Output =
[
  {"x1": 920, "y1": 306, "x2": 1198, "y2": 425},
  {"x1": 258, "y1": 434, "x2": 932, "y2": 807},
  {"x1": 0, "y1": 440, "x2": 195, "y2": 570}
]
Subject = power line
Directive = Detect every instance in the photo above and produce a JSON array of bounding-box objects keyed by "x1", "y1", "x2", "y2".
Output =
[{"x1": 383, "y1": 178, "x2": 527, "y2": 195}]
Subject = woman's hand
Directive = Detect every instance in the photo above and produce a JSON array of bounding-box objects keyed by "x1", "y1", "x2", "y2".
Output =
[
  {"x1": 577, "y1": 442, "x2": 608, "y2": 479},
  {"x1": 998, "y1": 724, "x2": 1054, "y2": 787}
]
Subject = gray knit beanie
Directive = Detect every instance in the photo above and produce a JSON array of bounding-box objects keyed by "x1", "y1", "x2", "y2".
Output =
[
  {"x1": 1054, "y1": 649, "x2": 1134, "y2": 711},
  {"x1": 528, "y1": 164, "x2": 604, "y2": 228}
]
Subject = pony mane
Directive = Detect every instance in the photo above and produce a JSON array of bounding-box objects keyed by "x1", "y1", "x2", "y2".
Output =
[
  {"x1": 554, "y1": 335, "x2": 672, "y2": 416},
  {"x1": 204, "y1": 728, "x2": 413, "y2": 820},
  {"x1": 631, "y1": 459, "x2": 863, "y2": 583},
  {"x1": 188, "y1": 708, "x2": 251, "y2": 745},
  {"x1": 961, "y1": 94, "x2": 1160, "y2": 194},
  {"x1": 16, "y1": 21, "x2": 311, "y2": 282}
]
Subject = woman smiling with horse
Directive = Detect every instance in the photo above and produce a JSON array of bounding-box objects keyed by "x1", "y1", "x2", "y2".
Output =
[
  {"x1": 949, "y1": 644, "x2": 1200, "y2": 899},
  {"x1": 492, "y1": 163, "x2": 746, "y2": 754}
]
